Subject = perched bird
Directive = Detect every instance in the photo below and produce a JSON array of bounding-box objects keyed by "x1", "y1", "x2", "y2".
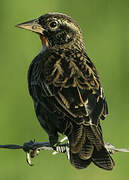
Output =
[{"x1": 16, "y1": 12, "x2": 114, "y2": 170}]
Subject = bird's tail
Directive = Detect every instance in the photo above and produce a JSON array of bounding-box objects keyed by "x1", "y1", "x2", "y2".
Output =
[{"x1": 67, "y1": 123, "x2": 115, "y2": 170}]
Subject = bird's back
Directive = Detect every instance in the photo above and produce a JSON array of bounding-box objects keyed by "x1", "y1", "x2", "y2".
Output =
[{"x1": 28, "y1": 47, "x2": 114, "y2": 170}]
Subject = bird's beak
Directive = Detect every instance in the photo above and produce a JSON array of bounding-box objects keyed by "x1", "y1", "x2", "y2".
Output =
[{"x1": 16, "y1": 19, "x2": 44, "y2": 34}]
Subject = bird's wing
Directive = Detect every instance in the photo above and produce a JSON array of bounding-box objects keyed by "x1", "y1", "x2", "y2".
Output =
[
  {"x1": 28, "y1": 51, "x2": 108, "y2": 123},
  {"x1": 45, "y1": 51, "x2": 108, "y2": 122},
  {"x1": 41, "y1": 50, "x2": 112, "y2": 168}
]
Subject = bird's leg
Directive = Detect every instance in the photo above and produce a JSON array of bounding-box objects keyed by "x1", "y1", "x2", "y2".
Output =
[
  {"x1": 59, "y1": 136, "x2": 68, "y2": 143},
  {"x1": 52, "y1": 136, "x2": 70, "y2": 159},
  {"x1": 65, "y1": 145, "x2": 70, "y2": 160},
  {"x1": 52, "y1": 136, "x2": 68, "y2": 155}
]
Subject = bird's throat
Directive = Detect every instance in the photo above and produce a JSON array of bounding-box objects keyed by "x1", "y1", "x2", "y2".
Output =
[{"x1": 40, "y1": 35, "x2": 49, "y2": 48}]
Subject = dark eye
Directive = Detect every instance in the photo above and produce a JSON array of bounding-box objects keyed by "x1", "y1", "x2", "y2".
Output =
[{"x1": 49, "y1": 21, "x2": 58, "y2": 28}]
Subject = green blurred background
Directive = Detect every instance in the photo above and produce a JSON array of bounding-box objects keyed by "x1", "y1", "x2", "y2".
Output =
[{"x1": 0, "y1": 0, "x2": 129, "y2": 179}]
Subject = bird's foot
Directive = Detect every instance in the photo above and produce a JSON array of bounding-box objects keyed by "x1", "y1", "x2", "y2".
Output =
[
  {"x1": 23, "y1": 140, "x2": 41, "y2": 166},
  {"x1": 22, "y1": 138, "x2": 69, "y2": 166},
  {"x1": 52, "y1": 136, "x2": 70, "y2": 159}
]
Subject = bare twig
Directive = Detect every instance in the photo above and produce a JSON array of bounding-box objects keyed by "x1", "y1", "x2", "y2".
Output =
[{"x1": 0, "y1": 138, "x2": 129, "y2": 166}]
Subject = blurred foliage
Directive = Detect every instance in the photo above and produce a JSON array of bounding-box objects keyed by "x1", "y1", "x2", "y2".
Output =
[{"x1": 0, "y1": 0, "x2": 129, "y2": 179}]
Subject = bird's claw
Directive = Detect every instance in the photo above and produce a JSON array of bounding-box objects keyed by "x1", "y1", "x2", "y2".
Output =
[
  {"x1": 25, "y1": 148, "x2": 40, "y2": 166},
  {"x1": 22, "y1": 138, "x2": 70, "y2": 166},
  {"x1": 23, "y1": 140, "x2": 40, "y2": 166},
  {"x1": 26, "y1": 151, "x2": 33, "y2": 166}
]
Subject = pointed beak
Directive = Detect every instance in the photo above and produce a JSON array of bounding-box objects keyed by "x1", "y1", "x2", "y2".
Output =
[{"x1": 16, "y1": 19, "x2": 44, "y2": 34}]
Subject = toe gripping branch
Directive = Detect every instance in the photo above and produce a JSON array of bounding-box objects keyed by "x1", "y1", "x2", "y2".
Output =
[
  {"x1": 0, "y1": 137, "x2": 129, "y2": 166},
  {"x1": 0, "y1": 137, "x2": 69, "y2": 166},
  {"x1": 22, "y1": 140, "x2": 70, "y2": 166}
]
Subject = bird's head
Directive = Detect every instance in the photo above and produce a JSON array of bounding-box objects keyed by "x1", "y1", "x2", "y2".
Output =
[{"x1": 16, "y1": 12, "x2": 84, "y2": 50}]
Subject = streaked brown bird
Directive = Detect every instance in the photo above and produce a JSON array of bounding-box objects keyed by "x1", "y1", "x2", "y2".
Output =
[{"x1": 16, "y1": 12, "x2": 114, "y2": 170}]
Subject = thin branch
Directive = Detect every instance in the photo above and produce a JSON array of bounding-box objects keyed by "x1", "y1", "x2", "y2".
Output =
[
  {"x1": 104, "y1": 142, "x2": 129, "y2": 154},
  {"x1": 0, "y1": 140, "x2": 68, "y2": 166},
  {"x1": 0, "y1": 138, "x2": 129, "y2": 166}
]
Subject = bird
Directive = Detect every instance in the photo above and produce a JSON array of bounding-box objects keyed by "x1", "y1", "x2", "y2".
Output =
[{"x1": 16, "y1": 12, "x2": 114, "y2": 170}]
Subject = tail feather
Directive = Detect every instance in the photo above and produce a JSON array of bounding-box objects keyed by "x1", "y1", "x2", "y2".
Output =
[
  {"x1": 70, "y1": 151, "x2": 92, "y2": 169},
  {"x1": 79, "y1": 138, "x2": 94, "y2": 160},
  {"x1": 67, "y1": 123, "x2": 114, "y2": 170},
  {"x1": 69, "y1": 123, "x2": 83, "y2": 147},
  {"x1": 69, "y1": 124, "x2": 86, "y2": 153},
  {"x1": 85, "y1": 125, "x2": 103, "y2": 150},
  {"x1": 92, "y1": 146, "x2": 115, "y2": 170}
]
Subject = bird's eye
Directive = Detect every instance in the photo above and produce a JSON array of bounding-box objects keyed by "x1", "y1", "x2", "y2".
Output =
[{"x1": 49, "y1": 21, "x2": 58, "y2": 29}]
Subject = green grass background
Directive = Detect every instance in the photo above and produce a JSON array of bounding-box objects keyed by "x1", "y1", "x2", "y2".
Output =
[{"x1": 0, "y1": 0, "x2": 129, "y2": 179}]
